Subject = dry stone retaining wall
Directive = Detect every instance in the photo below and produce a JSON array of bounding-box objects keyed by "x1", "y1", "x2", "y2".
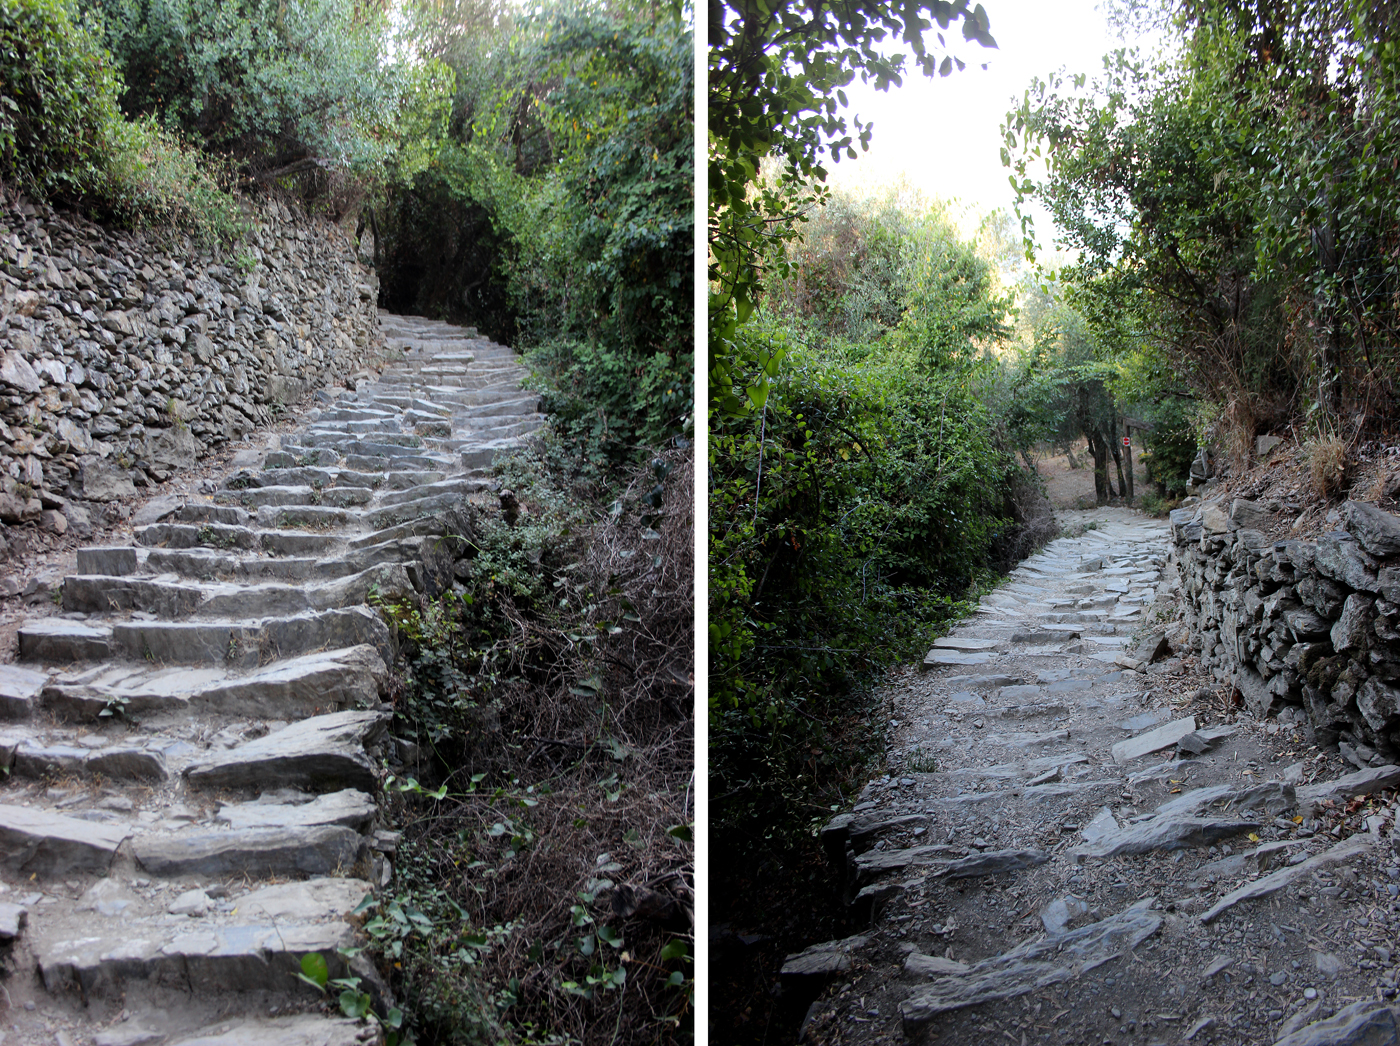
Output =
[
  {"x1": 1170, "y1": 496, "x2": 1400, "y2": 763},
  {"x1": 0, "y1": 193, "x2": 382, "y2": 536}
]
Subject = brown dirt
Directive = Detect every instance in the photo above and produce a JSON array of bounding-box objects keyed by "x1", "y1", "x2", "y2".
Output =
[{"x1": 1030, "y1": 448, "x2": 1152, "y2": 511}]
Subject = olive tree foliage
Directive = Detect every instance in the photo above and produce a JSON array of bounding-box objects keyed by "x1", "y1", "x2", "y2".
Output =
[
  {"x1": 709, "y1": 0, "x2": 997, "y2": 415},
  {"x1": 1005, "y1": 0, "x2": 1400, "y2": 439}
]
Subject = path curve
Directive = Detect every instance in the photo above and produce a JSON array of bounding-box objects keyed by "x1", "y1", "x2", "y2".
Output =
[{"x1": 798, "y1": 507, "x2": 1400, "y2": 1046}]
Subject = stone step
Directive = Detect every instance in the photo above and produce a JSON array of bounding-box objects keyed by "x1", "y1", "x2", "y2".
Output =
[
  {"x1": 364, "y1": 488, "x2": 485, "y2": 529},
  {"x1": 214, "y1": 483, "x2": 375, "y2": 509},
  {"x1": 300, "y1": 431, "x2": 422, "y2": 450},
  {"x1": 184, "y1": 709, "x2": 388, "y2": 792},
  {"x1": 340, "y1": 450, "x2": 446, "y2": 471},
  {"x1": 35, "y1": 877, "x2": 373, "y2": 1000},
  {"x1": 60, "y1": 563, "x2": 414, "y2": 619},
  {"x1": 5, "y1": 740, "x2": 168, "y2": 782},
  {"x1": 0, "y1": 804, "x2": 129, "y2": 876},
  {"x1": 40, "y1": 644, "x2": 385, "y2": 719},
  {"x1": 132, "y1": 824, "x2": 367, "y2": 878},
  {"x1": 20, "y1": 605, "x2": 391, "y2": 666},
  {"x1": 136, "y1": 522, "x2": 339, "y2": 555}
]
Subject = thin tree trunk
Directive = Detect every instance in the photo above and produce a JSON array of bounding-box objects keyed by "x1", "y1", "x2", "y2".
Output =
[
  {"x1": 1122, "y1": 419, "x2": 1135, "y2": 503},
  {"x1": 1089, "y1": 430, "x2": 1112, "y2": 504},
  {"x1": 1109, "y1": 424, "x2": 1128, "y2": 504}
]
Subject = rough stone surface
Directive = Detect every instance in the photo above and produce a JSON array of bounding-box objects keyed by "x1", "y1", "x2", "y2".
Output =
[
  {"x1": 184, "y1": 710, "x2": 387, "y2": 792},
  {"x1": 0, "y1": 308, "x2": 536, "y2": 1043}
]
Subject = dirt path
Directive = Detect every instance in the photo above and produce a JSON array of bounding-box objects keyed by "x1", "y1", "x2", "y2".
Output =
[{"x1": 793, "y1": 506, "x2": 1400, "y2": 1046}]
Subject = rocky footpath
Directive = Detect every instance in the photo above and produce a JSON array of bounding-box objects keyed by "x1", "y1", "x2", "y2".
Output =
[
  {"x1": 0, "y1": 311, "x2": 541, "y2": 1045},
  {"x1": 795, "y1": 508, "x2": 1400, "y2": 1046},
  {"x1": 1168, "y1": 495, "x2": 1400, "y2": 760},
  {"x1": 0, "y1": 193, "x2": 382, "y2": 543}
]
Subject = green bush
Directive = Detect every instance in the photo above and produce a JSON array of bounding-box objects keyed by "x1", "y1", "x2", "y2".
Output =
[
  {"x1": 102, "y1": 116, "x2": 248, "y2": 239},
  {"x1": 87, "y1": 0, "x2": 410, "y2": 186},
  {"x1": 0, "y1": 0, "x2": 122, "y2": 198},
  {"x1": 710, "y1": 321, "x2": 1014, "y2": 854}
]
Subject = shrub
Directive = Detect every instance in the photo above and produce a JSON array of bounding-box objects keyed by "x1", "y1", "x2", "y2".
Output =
[
  {"x1": 101, "y1": 117, "x2": 248, "y2": 240},
  {"x1": 0, "y1": 0, "x2": 122, "y2": 199}
]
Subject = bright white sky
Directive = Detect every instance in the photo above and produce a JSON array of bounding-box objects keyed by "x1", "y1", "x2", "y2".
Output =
[{"x1": 825, "y1": 0, "x2": 1165, "y2": 244}]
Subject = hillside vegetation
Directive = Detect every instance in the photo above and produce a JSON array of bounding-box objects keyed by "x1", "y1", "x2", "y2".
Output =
[
  {"x1": 709, "y1": 0, "x2": 1400, "y2": 1038},
  {"x1": 3, "y1": 0, "x2": 694, "y2": 1042}
]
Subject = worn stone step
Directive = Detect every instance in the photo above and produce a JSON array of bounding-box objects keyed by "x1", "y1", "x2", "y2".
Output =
[
  {"x1": 60, "y1": 564, "x2": 413, "y2": 619},
  {"x1": 41, "y1": 644, "x2": 385, "y2": 719},
  {"x1": 241, "y1": 465, "x2": 339, "y2": 487},
  {"x1": 341, "y1": 450, "x2": 445, "y2": 471},
  {"x1": 140, "y1": 547, "x2": 356, "y2": 581},
  {"x1": 365, "y1": 489, "x2": 483, "y2": 528},
  {"x1": 375, "y1": 477, "x2": 488, "y2": 508},
  {"x1": 137, "y1": 522, "x2": 339, "y2": 555},
  {"x1": 133, "y1": 824, "x2": 367, "y2": 878},
  {"x1": 215, "y1": 788, "x2": 377, "y2": 830},
  {"x1": 263, "y1": 447, "x2": 340, "y2": 468},
  {"x1": 35, "y1": 877, "x2": 372, "y2": 999},
  {"x1": 177, "y1": 503, "x2": 249, "y2": 526},
  {"x1": 0, "y1": 804, "x2": 129, "y2": 876},
  {"x1": 185, "y1": 709, "x2": 388, "y2": 792},
  {"x1": 7, "y1": 740, "x2": 168, "y2": 781},
  {"x1": 255, "y1": 503, "x2": 360, "y2": 529}
]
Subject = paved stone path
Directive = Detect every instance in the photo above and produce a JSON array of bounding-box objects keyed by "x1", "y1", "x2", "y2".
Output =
[
  {"x1": 795, "y1": 508, "x2": 1400, "y2": 1046},
  {"x1": 0, "y1": 313, "x2": 540, "y2": 1045}
]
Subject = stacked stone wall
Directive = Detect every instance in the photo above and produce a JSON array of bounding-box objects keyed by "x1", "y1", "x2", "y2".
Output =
[
  {"x1": 1170, "y1": 497, "x2": 1400, "y2": 764},
  {"x1": 0, "y1": 192, "x2": 382, "y2": 537}
]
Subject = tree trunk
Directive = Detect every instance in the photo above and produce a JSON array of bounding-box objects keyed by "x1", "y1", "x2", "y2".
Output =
[
  {"x1": 1122, "y1": 419, "x2": 1135, "y2": 503},
  {"x1": 1109, "y1": 428, "x2": 1128, "y2": 505},
  {"x1": 1063, "y1": 442, "x2": 1081, "y2": 469},
  {"x1": 1089, "y1": 430, "x2": 1113, "y2": 504}
]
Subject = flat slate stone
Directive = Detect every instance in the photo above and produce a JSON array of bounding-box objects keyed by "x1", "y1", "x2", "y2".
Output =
[
  {"x1": 855, "y1": 845, "x2": 956, "y2": 882},
  {"x1": 901, "y1": 900, "x2": 1162, "y2": 1029},
  {"x1": 780, "y1": 935, "x2": 870, "y2": 977},
  {"x1": 165, "y1": 1015, "x2": 378, "y2": 1046},
  {"x1": 936, "y1": 848, "x2": 1048, "y2": 880},
  {"x1": 1148, "y1": 782, "x2": 1295, "y2": 820},
  {"x1": 191, "y1": 645, "x2": 386, "y2": 716},
  {"x1": 932, "y1": 637, "x2": 1000, "y2": 651},
  {"x1": 215, "y1": 788, "x2": 377, "y2": 830},
  {"x1": 1274, "y1": 1001, "x2": 1398, "y2": 1046},
  {"x1": 1201, "y1": 833, "x2": 1372, "y2": 923},
  {"x1": 0, "y1": 663, "x2": 48, "y2": 716},
  {"x1": 19, "y1": 619, "x2": 112, "y2": 661},
  {"x1": 0, "y1": 804, "x2": 129, "y2": 876},
  {"x1": 1074, "y1": 815, "x2": 1261, "y2": 860},
  {"x1": 132, "y1": 824, "x2": 365, "y2": 877},
  {"x1": 924, "y1": 650, "x2": 993, "y2": 666},
  {"x1": 1297, "y1": 765, "x2": 1400, "y2": 815},
  {"x1": 185, "y1": 709, "x2": 387, "y2": 792},
  {"x1": 905, "y1": 952, "x2": 971, "y2": 976},
  {"x1": 0, "y1": 901, "x2": 28, "y2": 939},
  {"x1": 1111, "y1": 715, "x2": 1197, "y2": 764}
]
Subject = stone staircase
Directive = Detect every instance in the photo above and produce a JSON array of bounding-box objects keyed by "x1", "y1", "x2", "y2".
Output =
[
  {"x1": 796, "y1": 508, "x2": 1400, "y2": 1046},
  {"x1": 0, "y1": 313, "x2": 542, "y2": 1045}
]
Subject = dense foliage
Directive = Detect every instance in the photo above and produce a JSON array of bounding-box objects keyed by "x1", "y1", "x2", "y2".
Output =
[
  {"x1": 709, "y1": 186, "x2": 1037, "y2": 909},
  {"x1": 1006, "y1": 0, "x2": 1400, "y2": 449},
  {"x1": 708, "y1": 0, "x2": 997, "y2": 415},
  {"x1": 380, "y1": 5, "x2": 694, "y2": 471},
  {"x1": 0, "y1": 0, "x2": 244, "y2": 236}
]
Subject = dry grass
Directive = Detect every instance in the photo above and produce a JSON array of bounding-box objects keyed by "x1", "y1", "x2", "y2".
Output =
[
  {"x1": 383, "y1": 446, "x2": 694, "y2": 1046},
  {"x1": 1305, "y1": 433, "x2": 1350, "y2": 500}
]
